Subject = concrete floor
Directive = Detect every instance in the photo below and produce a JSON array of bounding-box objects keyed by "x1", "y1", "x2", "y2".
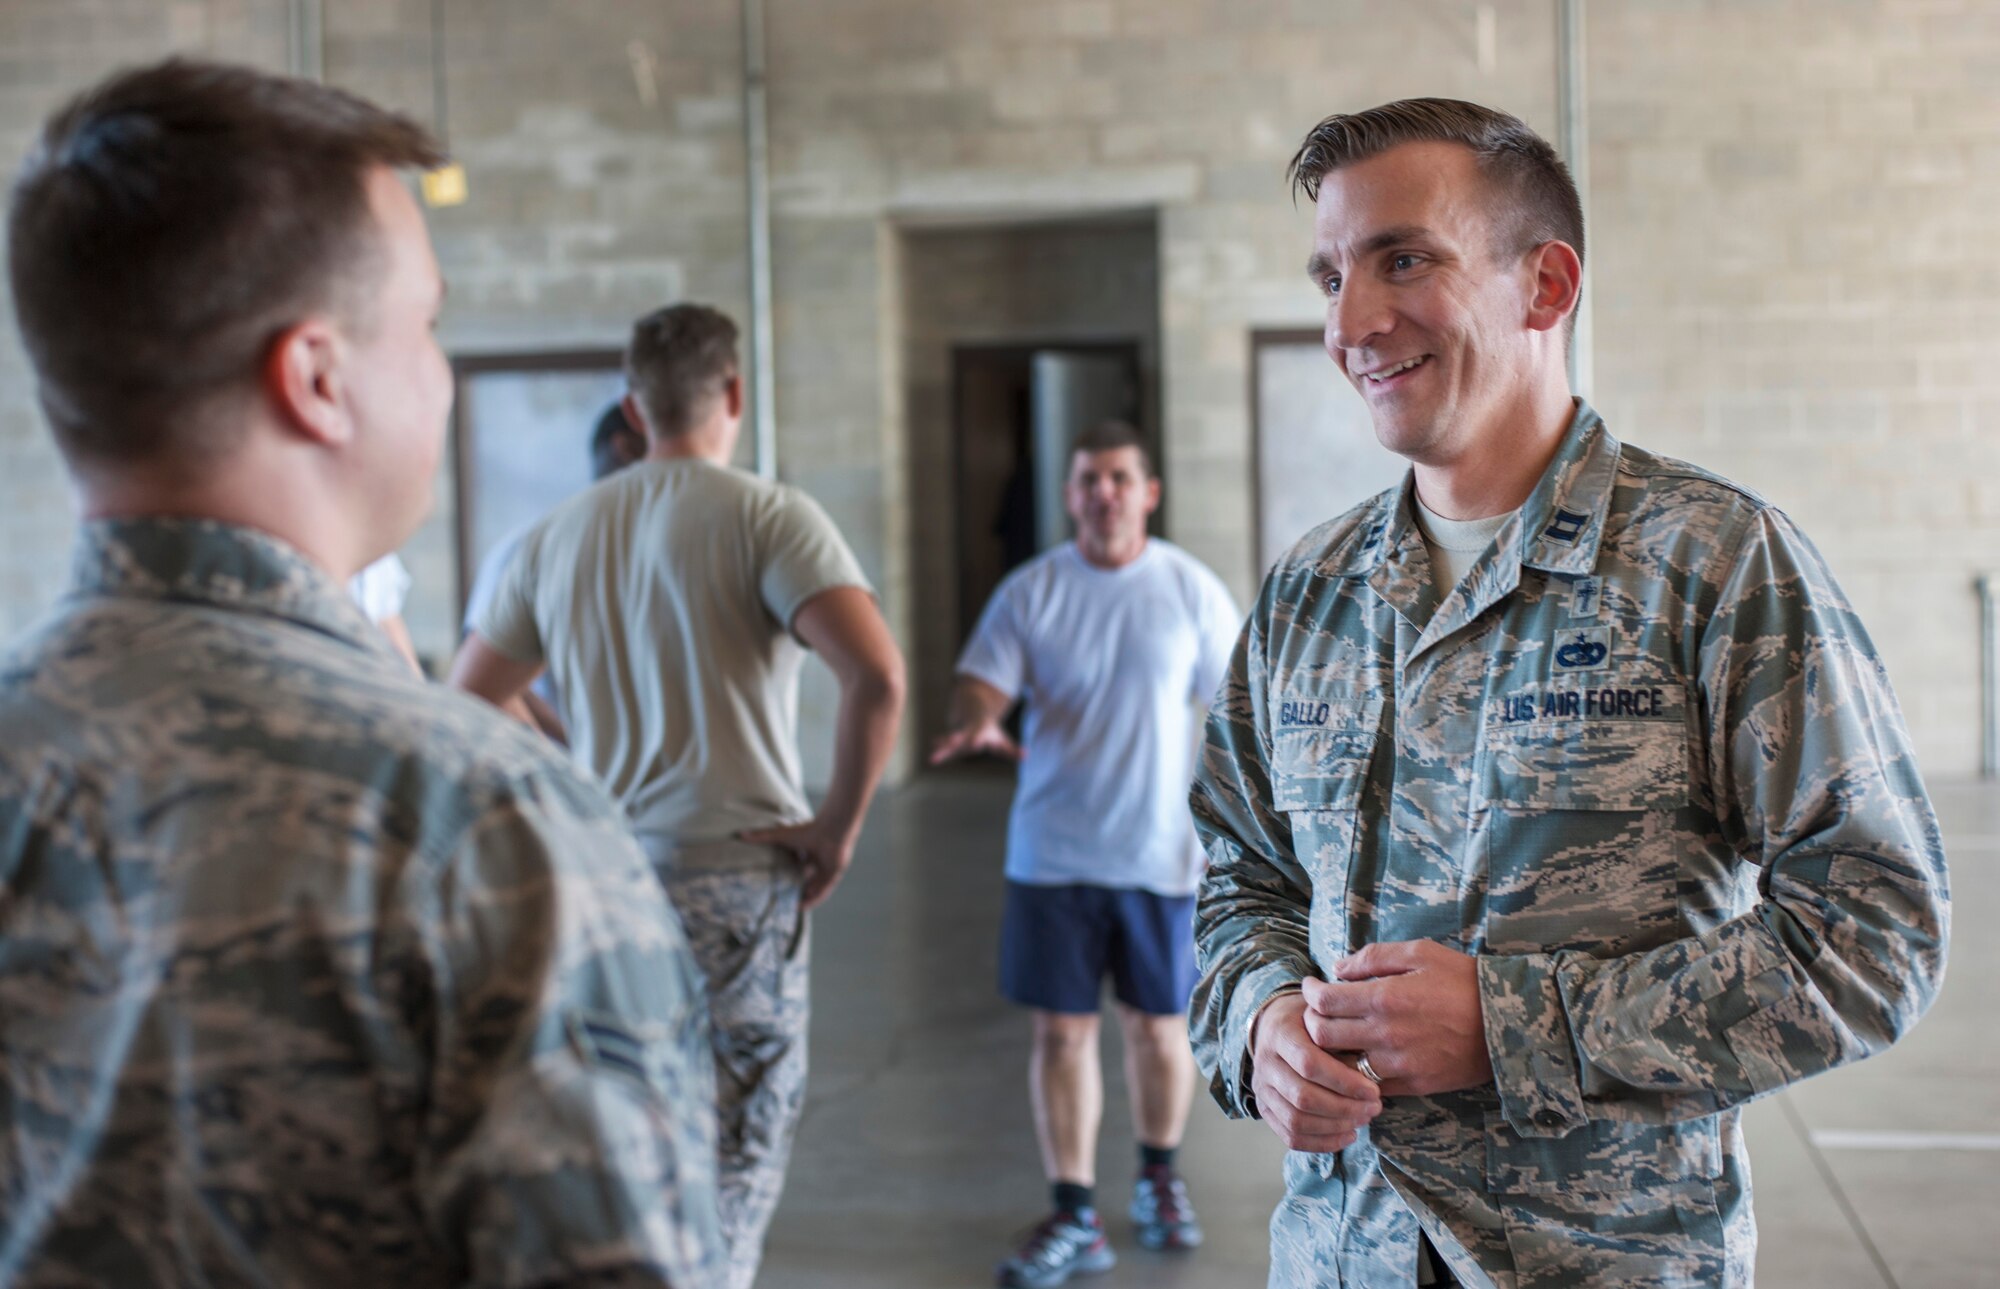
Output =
[{"x1": 758, "y1": 771, "x2": 1999, "y2": 1289}]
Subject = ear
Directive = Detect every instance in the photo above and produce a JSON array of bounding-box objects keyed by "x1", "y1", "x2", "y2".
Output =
[
  {"x1": 1523, "y1": 240, "x2": 1583, "y2": 336},
  {"x1": 620, "y1": 391, "x2": 652, "y2": 439},
  {"x1": 723, "y1": 373, "x2": 745, "y2": 420},
  {"x1": 1142, "y1": 474, "x2": 1163, "y2": 513},
  {"x1": 264, "y1": 317, "x2": 351, "y2": 448}
]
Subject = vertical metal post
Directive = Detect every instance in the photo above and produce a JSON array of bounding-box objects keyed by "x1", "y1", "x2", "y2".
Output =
[
  {"x1": 1979, "y1": 575, "x2": 1998, "y2": 778},
  {"x1": 742, "y1": 0, "x2": 779, "y2": 479},
  {"x1": 1556, "y1": 0, "x2": 1593, "y2": 400},
  {"x1": 287, "y1": 0, "x2": 324, "y2": 80},
  {"x1": 430, "y1": 0, "x2": 448, "y2": 140}
]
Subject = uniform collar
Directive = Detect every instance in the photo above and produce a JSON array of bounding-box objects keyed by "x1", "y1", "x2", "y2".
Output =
[
  {"x1": 70, "y1": 517, "x2": 389, "y2": 656},
  {"x1": 1515, "y1": 400, "x2": 1617, "y2": 576},
  {"x1": 1324, "y1": 488, "x2": 1407, "y2": 579},
  {"x1": 1333, "y1": 399, "x2": 1617, "y2": 581}
]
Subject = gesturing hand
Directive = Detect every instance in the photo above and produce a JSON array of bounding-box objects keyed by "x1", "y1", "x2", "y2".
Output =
[
  {"x1": 1299, "y1": 940, "x2": 1494, "y2": 1098},
  {"x1": 1249, "y1": 992, "x2": 1383, "y2": 1153},
  {"x1": 737, "y1": 819, "x2": 857, "y2": 911},
  {"x1": 927, "y1": 720, "x2": 1023, "y2": 765}
]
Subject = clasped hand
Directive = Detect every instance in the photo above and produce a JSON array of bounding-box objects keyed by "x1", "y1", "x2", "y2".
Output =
[{"x1": 1249, "y1": 940, "x2": 1494, "y2": 1153}]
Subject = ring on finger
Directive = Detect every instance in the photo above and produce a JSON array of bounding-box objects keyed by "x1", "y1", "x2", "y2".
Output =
[{"x1": 1356, "y1": 1052, "x2": 1383, "y2": 1084}]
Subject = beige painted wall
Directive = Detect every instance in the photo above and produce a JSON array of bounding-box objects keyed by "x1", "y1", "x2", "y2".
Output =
[{"x1": 1, "y1": 0, "x2": 1995, "y2": 778}]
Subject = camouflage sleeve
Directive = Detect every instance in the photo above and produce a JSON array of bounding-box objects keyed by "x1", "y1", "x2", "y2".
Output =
[
  {"x1": 1188, "y1": 572, "x2": 1317, "y2": 1120},
  {"x1": 1480, "y1": 507, "x2": 1950, "y2": 1138},
  {"x1": 415, "y1": 771, "x2": 724, "y2": 1287}
]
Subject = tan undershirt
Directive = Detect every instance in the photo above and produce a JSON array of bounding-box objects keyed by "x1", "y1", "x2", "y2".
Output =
[{"x1": 1412, "y1": 496, "x2": 1515, "y2": 593}]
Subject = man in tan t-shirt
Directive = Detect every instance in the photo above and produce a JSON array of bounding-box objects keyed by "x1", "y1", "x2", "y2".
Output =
[{"x1": 452, "y1": 303, "x2": 905, "y2": 1289}]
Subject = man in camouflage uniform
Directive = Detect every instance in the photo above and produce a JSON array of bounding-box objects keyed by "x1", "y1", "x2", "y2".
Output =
[
  {"x1": 1190, "y1": 99, "x2": 1950, "y2": 1288},
  {"x1": 453, "y1": 304, "x2": 906, "y2": 1289},
  {"x1": 0, "y1": 61, "x2": 722, "y2": 1286}
]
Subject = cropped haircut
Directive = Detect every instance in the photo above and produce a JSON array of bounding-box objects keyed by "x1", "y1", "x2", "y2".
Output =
[
  {"x1": 624, "y1": 304, "x2": 739, "y2": 438},
  {"x1": 1288, "y1": 98, "x2": 1584, "y2": 334},
  {"x1": 6, "y1": 58, "x2": 443, "y2": 467},
  {"x1": 1070, "y1": 420, "x2": 1153, "y2": 478}
]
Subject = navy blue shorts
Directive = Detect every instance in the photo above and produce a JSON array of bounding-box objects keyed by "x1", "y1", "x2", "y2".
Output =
[{"x1": 998, "y1": 881, "x2": 1199, "y2": 1016}]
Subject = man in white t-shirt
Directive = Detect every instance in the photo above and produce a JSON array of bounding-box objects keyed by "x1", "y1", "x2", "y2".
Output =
[{"x1": 933, "y1": 421, "x2": 1240, "y2": 1289}]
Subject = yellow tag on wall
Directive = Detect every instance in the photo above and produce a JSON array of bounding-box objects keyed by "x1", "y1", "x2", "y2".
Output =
[{"x1": 421, "y1": 164, "x2": 468, "y2": 207}]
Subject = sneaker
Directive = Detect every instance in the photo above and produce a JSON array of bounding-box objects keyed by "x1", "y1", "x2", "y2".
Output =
[
  {"x1": 1129, "y1": 1164, "x2": 1204, "y2": 1251},
  {"x1": 995, "y1": 1208, "x2": 1117, "y2": 1287}
]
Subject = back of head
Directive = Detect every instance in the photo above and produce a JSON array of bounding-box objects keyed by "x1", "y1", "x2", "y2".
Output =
[
  {"x1": 6, "y1": 59, "x2": 442, "y2": 473},
  {"x1": 625, "y1": 304, "x2": 740, "y2": 439},
  {"x1": 589, "y1": 401, "x2": 643, "y2": 480},
  {"x1": 1288, "y1": 97, "x2": 1585, "y2": 281}
]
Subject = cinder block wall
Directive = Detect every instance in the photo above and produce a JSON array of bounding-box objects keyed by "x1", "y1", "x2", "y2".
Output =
[
  {"x1": 1585, "y1": 1, "x2": 2000, "y2": 773},
  {"x1": 2, "y1": 0, "x2": 1995, "y2": 778}
]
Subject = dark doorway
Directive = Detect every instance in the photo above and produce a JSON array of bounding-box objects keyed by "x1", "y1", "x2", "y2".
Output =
[
  {"x1": 897, "y1": 213, "x2": 1161, "y2": 754},
  {"x1": 951, "y1": 342, "x2": 1144, "y2": 646}
]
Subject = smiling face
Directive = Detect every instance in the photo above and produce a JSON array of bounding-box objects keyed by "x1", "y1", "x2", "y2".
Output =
[{"x1": 1309, "y1": 140, "x2": 1542, "y2": 467}]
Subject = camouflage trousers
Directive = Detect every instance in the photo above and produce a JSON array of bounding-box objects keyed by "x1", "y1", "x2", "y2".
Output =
[
  {"x1": 1269, "y1": 1128, "x2": 1749, "y2": 1288},
  {"x1": 1270, "y1": 1142, "x2": 1427, "y2": 1288},
  {"x1": 656, "y1": 843, "x2": 813, "y2": 1289}
]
